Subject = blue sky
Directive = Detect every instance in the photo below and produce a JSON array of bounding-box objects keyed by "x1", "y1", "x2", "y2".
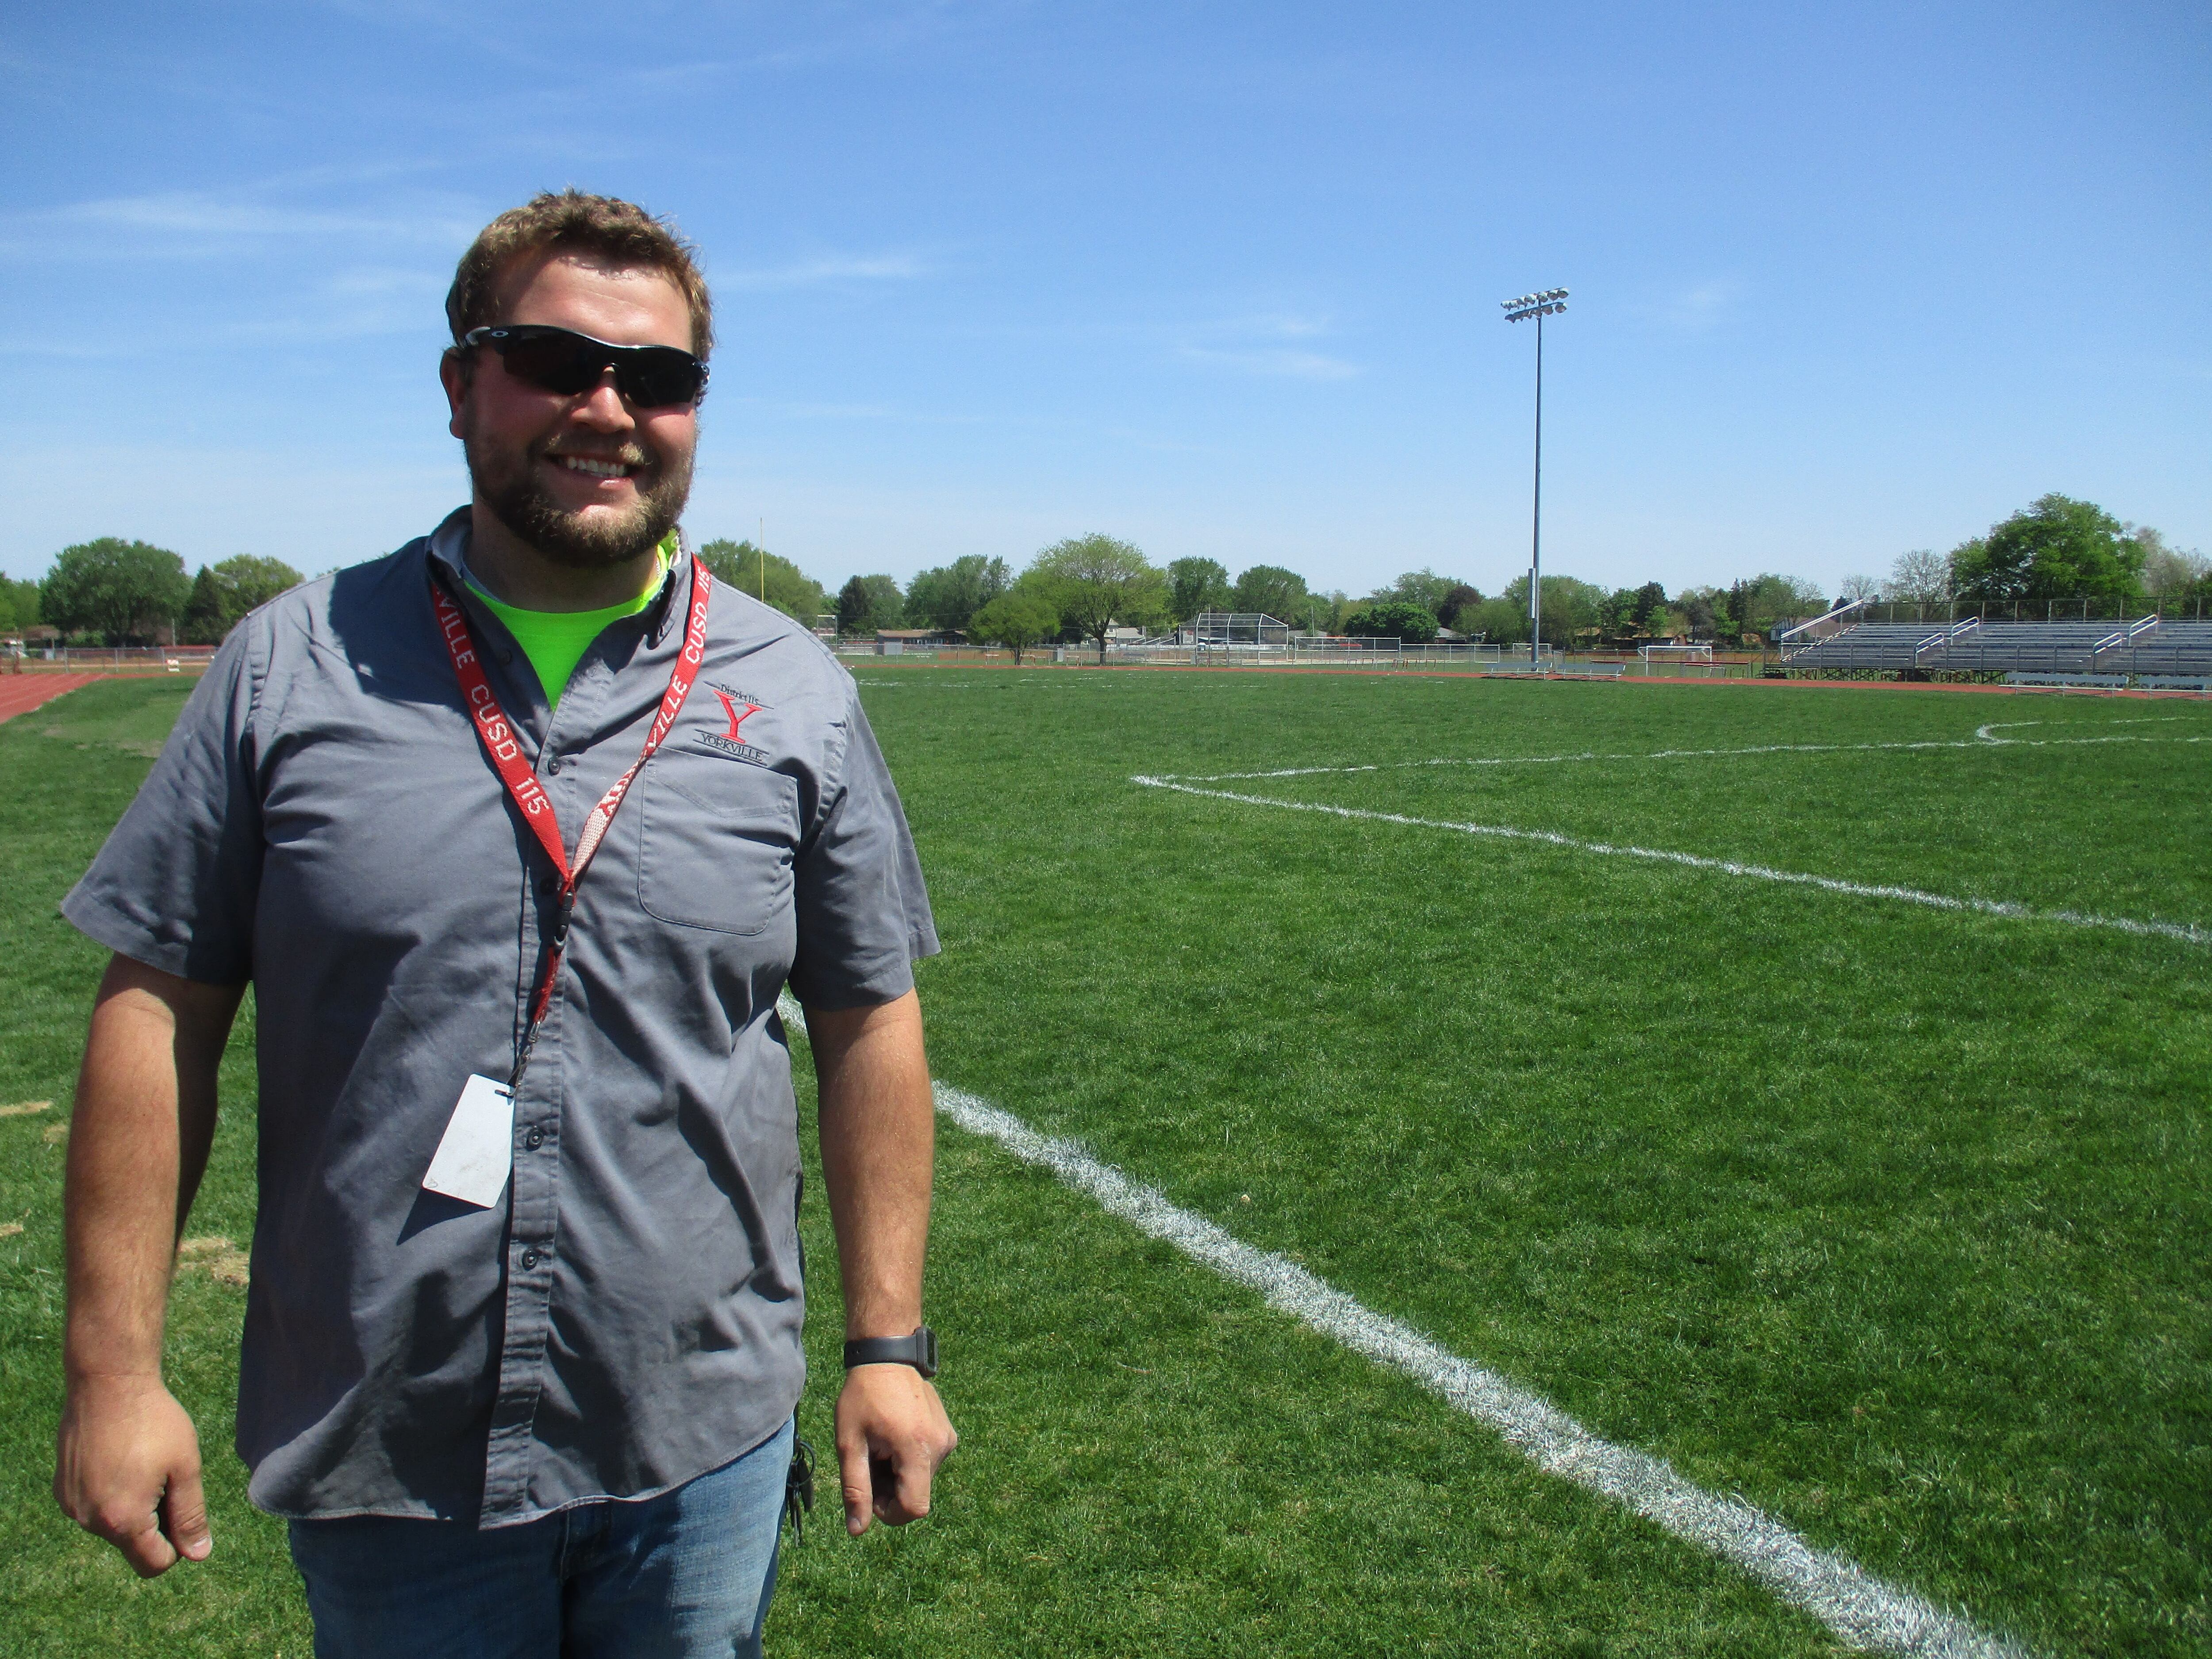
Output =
[{"x1": 4, "y1": 1, "x2": 2206, "y2": 601}]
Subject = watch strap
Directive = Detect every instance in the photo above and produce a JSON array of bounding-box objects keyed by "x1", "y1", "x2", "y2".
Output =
[{"x1": 843, "y1": 1326, "x2": 938, "y2": 1378}]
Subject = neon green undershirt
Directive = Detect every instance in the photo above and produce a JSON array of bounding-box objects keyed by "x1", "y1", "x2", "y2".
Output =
[{"x1": 471, "y1": 540, "x2": 673, "y2": 710}]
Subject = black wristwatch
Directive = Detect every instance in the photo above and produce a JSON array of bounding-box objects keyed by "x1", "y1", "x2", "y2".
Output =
[{"x1": 843, "y1": 1326, "x2": 939, "y2": 1379}]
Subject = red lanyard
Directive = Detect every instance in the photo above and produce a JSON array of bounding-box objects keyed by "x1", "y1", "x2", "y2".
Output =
[{"x1": 432, "y1": 557, "x2": 714, "y2": 1086}]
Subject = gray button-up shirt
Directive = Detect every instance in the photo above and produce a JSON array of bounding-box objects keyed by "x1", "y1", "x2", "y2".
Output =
[{"x1": 64, "y1": 511, "x2": 937, "y2": 1527}]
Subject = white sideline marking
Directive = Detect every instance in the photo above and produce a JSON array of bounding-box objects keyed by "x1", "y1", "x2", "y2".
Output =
[
  {"x1": 1168, "y1": 720, "x2": 2205, "y2": 782},
  {"x1": 776, "y1": 993, "x2": 2023, "y2": 1657},
  {"x1": 1130, "y1": 776, "x2": 2207, "y2": 947}
]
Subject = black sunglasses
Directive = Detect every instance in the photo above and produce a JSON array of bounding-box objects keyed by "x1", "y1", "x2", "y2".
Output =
[{"x1": 463, "y1": 324, "x2": 709, "y2": 408}]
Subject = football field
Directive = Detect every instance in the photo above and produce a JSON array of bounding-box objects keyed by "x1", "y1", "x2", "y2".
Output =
[{"x1": 2, "y1": 670, "x2": 2206, "y2": 1656}]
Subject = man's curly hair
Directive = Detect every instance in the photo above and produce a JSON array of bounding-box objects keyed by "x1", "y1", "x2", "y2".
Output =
[{"x1": 445, "y1": 190, "x2": 713, "y2": 358}]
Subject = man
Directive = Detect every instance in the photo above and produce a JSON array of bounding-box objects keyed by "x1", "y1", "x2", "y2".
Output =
[{"x1": 53, "y1": 191, "x2": 956, "y2": 1656}]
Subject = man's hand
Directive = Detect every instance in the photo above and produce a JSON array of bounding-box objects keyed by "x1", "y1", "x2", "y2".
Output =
[
  {"x1": 835, "y1": 1363, "x2": 957, "y2": 1535},
  {"x1": 54, "y1": 1372, "x2": 212, "y2": 1576}
]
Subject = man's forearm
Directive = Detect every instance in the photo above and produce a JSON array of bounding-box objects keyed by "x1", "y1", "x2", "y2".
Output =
[
  {"x1": 55, "y1": 953, "x2": 242, "y2": 1577},
  {"x1": 63, "y1": 956, "x2": 241, "y2": 1379},
  {"x1": 804, "y1": 987, "x2": 956, "y2": 1536},
  {"x1": 807, "y1": 988, "x2": 933, "y2": 1338}
]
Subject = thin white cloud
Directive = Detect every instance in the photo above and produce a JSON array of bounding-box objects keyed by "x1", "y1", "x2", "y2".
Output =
[
  {"x1": 1179, "y1": 345, "x2": 1361, "y2": 381},
  {"x1": 0, "y1": 262, "x2": 453, "y2": 351},
  {"x1": 1641, "y1": 279, "x2": 1746, "y2": 332},
  {"x1": 1179, "y1": 309, "x2": 1360, "y2": 380},
  {"x1": 0, "y1": 188, "x2": 479, "y2": 261},
  {"x1": 306, "y1": 0, "x2": 1033, "y2": 77},
  {"x1": 326, "y1": 265, "x2": 448, "y2": 298},
  {"x1": 716, "y1": 252, "x2": 936, "y2": 289}
]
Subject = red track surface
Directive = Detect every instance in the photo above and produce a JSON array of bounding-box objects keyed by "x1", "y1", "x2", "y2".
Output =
[{"x1": 0, "y1": 672, "x2": 101, "y2": 724}]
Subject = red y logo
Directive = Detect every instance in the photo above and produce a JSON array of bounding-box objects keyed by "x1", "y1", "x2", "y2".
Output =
[{"x1": 711, "y1": 688, "x2": 764, "y2": 741}]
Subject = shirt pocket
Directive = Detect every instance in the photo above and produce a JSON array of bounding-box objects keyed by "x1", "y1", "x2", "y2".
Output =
[{"x1": 635, "y1": 766, "x2": 801, "y2": 936}]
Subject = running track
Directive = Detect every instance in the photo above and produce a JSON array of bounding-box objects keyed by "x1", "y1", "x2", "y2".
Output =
[{"x1": 0, "y1": 673, "x2": 100, "y2": 724}]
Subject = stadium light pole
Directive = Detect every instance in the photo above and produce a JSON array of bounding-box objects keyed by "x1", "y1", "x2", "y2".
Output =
[{"x1": 1502, "y1": 288, "x2": 1567, "y2": 664}]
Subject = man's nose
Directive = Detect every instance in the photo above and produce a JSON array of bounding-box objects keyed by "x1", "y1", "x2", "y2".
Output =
[{"x1": 572, "y1": 369, "x2": 636, "y2": 430}]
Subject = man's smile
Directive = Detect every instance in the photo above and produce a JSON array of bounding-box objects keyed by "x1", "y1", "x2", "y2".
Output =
[
  {"x1": 543, "y1": 448, "x2": 650, "y2": 485},
  {"x1": 557, "y1": 456, "x2": 634, "y2": 479}
]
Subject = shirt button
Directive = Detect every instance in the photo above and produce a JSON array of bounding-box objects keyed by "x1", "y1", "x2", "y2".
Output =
[
  {"x1": 525, "y1": 1126, "x2": 545, "y2": 1150},
  {"x1": 499, "y1": 649, "x2": 514, "y2": 666},
  {"x1": 520, "y1": 1248, "x2": 540, "y2": 1270},
  {"x1": 545, "y1": 757, "x2": 562, "y2": 776}
]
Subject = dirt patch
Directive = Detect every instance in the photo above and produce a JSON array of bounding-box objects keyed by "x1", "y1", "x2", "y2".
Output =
[
  {"x1": 0, "y1": 1222, "x2": 23, "y2": 1239},
  {"x1": 0, "y1": 1100, "x2": 52, "y2": 1118},
  {"x1": 42, "y1": 1123, "x2": 68, "y2": 1146},
  {"x1": 178, "y1": 1234, "x2": 250, "y2": 1286}
]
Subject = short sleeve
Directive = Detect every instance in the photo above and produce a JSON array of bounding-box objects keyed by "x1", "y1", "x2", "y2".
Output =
[
  {"x1": 785, "y1": 683, "x2": 939, "y2": 1010},
  {"x1": 61, "y1": 620, "x2": 267, "y2": 985}
]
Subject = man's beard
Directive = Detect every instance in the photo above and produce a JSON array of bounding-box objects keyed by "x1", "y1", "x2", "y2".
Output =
[{"x1": 467, "y1": 432, "x2": 693, "y2": 570}]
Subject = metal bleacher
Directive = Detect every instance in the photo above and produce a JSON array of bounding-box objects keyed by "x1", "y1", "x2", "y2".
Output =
[
  {"x1": 2106, "y1": 621, "x2": 2212, "y2": 677},
  {"x1": 1778, "y1": 622, "x2": 1966, "y2": 672},
  {"x1": 1781, "y1": 615, "x2": 2212, "y2": 680}
]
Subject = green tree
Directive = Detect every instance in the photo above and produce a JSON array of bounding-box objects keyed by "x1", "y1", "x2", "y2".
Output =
[
  {"x1": 1709, "y1": 573, "x2": 1824, "y2": 642},
  {"x1": 1887, "y1": 549, "x2": 1950, "y2": 605},
  {"x1": 1951, "y1": 494, "x2": 2145, "y2": 610},
  {"x1": 1672, "y1": 585, "x2": 1724, "y2": 639},
  {"x1": 181, "y1": 568, "x2": 224, "y2": 644},
  {"x1": 904, "y1": 555, "x2": 1010, "y2": 634},
  {"x1": 0, "y1": 575, "x2": 41, "y2": 634},
  {"x1": 1374, "y1": 569, "x2": 1471, "y2": 619},
  {"x1": 1437, "y1": 584, "x2": 1483, "y2": 630},
  {"x1": 696, "y1": 540, "x2": 829, "y2": 627},
  {"x1": 41, "y1": 538, "x2": 192, "y2": 645},
  {"x1": 2133, "y1": 527, "x2": 2208, "y2": 599},
  {"x1": 1167, "y1": 557, "x2": 1232, "y2": 622},
  {"x1": 181, "y1": 554, "x2": 305, "y2": 644},
  {"x1": 1230, "y1": 564, "x2": 1310, "y2": 622},
  {"x1": 1027, "y1": 534, "x2": 1166, "y2": 663},
  {"x1": 1310, "y1": 590, "x2": 1355, "y2": 634},
  {"x1": 1340, "y1": 601, "x2": 1439, "y2": 643},
  {"x1": 1594, "y1": 582, "x2": 1671, "y2": 644},
  {"x1": 968, "y1": 587, "x2": 1061, "y2": 664},
  {"x1": 835, "y1": 574, "x2": 906, "y2": 636},
  {"x1": 1499, "y1": 574, "x2": 1608, "y2": 649},
  {"x1": 1467, "y1": 595, "x2": 1526, "y2": 644}
]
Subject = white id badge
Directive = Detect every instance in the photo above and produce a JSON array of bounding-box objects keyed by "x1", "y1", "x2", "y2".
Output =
[{"x1": 422, "y1": 1074, "x2": 515, "y2": 1207}]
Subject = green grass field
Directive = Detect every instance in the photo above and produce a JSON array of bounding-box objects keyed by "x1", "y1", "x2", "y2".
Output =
[{"x1": 3, "y1": 670, "x2": 2206, "y2": 1656}]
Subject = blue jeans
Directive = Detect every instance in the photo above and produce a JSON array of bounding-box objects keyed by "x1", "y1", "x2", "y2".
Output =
[{"x1": 288, "y1": 1419, "x2": 794, "y2": 1659}]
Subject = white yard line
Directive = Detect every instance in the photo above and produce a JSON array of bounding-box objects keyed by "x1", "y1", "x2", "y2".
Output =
[
  {"x1": 777, "y1": 993, "x2": 2025, "y2": 1657},
  {"x1": 1129, "y1": 776, "x2": 2207, "y2": 946},
  {"x1": 1167, "y1": 721, "x2": 2204, "y2": 783}
]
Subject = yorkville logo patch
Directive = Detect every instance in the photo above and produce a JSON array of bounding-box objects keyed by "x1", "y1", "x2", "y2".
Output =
[{"x1": 695, "y1": 685, "x2": 771, "y2": 764}]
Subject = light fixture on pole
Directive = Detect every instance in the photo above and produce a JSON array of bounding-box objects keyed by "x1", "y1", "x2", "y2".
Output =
[{"x1": 1502, "y1": 287, "x2": 1567, "y2": 664}]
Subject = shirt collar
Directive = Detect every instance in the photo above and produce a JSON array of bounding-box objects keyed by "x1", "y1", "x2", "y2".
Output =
[{"x1": 424, "y1": 507, "x2": 691, "y2": 645}]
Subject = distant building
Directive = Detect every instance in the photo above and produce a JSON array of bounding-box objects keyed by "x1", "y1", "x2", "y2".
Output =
[{"x1": 873, "y1": 626, "x2": 964, "y2": 654}]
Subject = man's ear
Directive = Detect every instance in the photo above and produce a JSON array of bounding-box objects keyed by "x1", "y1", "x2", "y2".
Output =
[{"x1": 439, "y1": 348, "x2": 471, "y2": 438}]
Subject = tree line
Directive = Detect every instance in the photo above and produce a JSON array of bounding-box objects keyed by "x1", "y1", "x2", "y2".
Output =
[
  {"x1": 6, "y1": 539, "x2": 308, "y2": 647},
  {"x1": 14, "y1": 492, "x2": 2200, "y2": 653},
  {"x1": 826, "y1": 543, "x2": 1833, "y2": 653},
  {"x1": 829, "y1": 492, "x2": 2200, "y2": 653},
  {"x1": 1839, "y1": 495, "x2": 2208, "y2": 612}
]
